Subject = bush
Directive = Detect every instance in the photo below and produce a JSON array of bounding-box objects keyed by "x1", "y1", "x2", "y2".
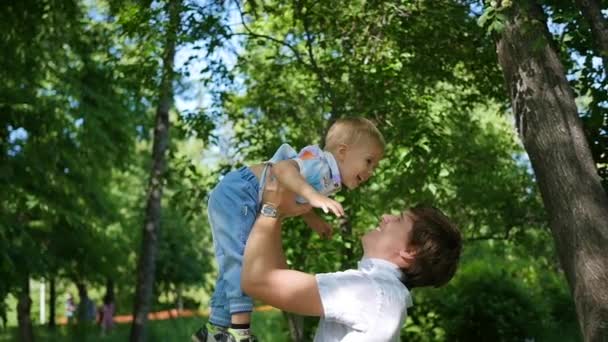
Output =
[
  {"x1": 536, "y1": 273, "x2": 581, "y2": 341},
  {"x1": 440, "y1": 261, "x2": 545, "y2": 341},
  {"x1": 403, "y1": 259, "x2": 554, "y2": 342}
]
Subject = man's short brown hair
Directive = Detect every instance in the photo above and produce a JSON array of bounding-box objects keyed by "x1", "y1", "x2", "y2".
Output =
[
  {"x1": 324, "y1": 117, "x2": 385, "y2": 152},
  {"x1": 402, "y1": 205, "x2": 462, "y2": 288}
]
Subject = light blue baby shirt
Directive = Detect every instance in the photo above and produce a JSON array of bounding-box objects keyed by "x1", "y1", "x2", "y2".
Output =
[{"x1": 268, "y1": 143, "x2": 342, "y2": 203}]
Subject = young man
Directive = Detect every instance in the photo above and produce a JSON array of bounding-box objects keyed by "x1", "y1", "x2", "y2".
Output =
[{"x1": 241, "y1": 171, "x2": 462, "y2": 341}]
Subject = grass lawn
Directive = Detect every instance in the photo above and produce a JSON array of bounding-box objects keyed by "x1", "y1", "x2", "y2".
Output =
[{"x1": 0, "y1": 310, "x2": 289, "y2": 342}]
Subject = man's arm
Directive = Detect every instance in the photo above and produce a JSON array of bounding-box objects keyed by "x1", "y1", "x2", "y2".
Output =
[
  {"x1": 241, "y1": 215, "x2": 323, "y2": 316},
  {"x1": 241, "y1": 174, "x2": 323, "y2": 317}
]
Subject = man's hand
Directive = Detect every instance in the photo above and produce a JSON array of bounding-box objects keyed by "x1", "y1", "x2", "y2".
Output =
[{"x1": 263, "y1": 167, "x2": 312, "y2": 218}]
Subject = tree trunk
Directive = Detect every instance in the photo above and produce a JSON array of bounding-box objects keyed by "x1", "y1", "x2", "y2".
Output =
[
  {"x1": 176, "y1": 284, "x2": 183, "y2": 312},
  {"x1": 105, "y1": 278, "x2": 115, "y2": 300},
  {"x1": 574, "y1": 0, "x2": 608, "y2": 75},
  {"x1": 283, "y1": 311, "x2": 305, "y2": 342},
  {"x1": 48, "y1": 277, "x2": 56, "y2": 330},
  {"x1": 283, "y1": 228, "x2": 311, "y2": 342},
  {"x1": 76, "y1": 282, "x2": 85, "y2": 322},
  {"x1": 129, "y1": 1, "x2": 180, "y2": 341},
  {"x1": 17, "y1": 276, "x2": 34, "y2": 342},
  {"x1": 495, "y1": 2, "x2": 608, "y2": 341}
]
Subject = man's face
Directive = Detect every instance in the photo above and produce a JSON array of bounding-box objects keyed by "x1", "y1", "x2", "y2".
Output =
[{"x1": 361, "y1": 211, "x2": 415, "y2": 264}]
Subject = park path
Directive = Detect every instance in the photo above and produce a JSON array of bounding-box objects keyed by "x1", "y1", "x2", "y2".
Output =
[{"x1": 56, "y1": 305, "x2": 276, "y2": 325}]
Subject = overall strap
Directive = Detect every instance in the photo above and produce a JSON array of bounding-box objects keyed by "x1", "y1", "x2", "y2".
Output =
[{"x1": 257, "y1": 162, "x2": 272, "y2": 205}]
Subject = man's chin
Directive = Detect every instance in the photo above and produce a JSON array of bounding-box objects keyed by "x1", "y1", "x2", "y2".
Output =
[{"x1": 360, "y1": 231, "x2": 372, "y2": 246}]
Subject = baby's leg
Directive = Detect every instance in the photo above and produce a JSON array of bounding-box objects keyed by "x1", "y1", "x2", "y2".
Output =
[
  {"x1": 208, "y1": 262, "x2": 230, "y2": 328},
  {"x1": 207, "y1": 188, "x2": 231, "y2": 328},
  {"x1": 208, "y1": 167, "x2": 259, "y2": 327}
]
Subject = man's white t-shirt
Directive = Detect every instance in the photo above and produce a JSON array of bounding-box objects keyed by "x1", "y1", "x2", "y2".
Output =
[{"x1": 314, "y1": 258, "x2": 413, "y2": 342}]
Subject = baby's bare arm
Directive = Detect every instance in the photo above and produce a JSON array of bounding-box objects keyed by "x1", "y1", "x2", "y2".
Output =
[
  {"x1": 272, "y1": 160, "x2": 318, "y2": 201},
  {"x1": 271, "y1": 161, "x2": 344, "y2": 217}
]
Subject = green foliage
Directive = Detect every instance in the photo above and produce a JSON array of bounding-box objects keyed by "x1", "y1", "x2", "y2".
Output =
[
  {"x1": 0, "y1": 0, "x2": 147, "y2": 302},
  {"x1": 401, "y1": 245, "x2": 580, "y2": 342},
  {"x1": 155, "y1": 207, "x2": 213, "y2": 294},
  {"x1": 544, "y1": 0, "x2": 608, "y2": 190},
  {"x1": 441, "y1": 261, "x2": 544, "y2": 341},
  {"x1": 478, "y1": 1, "x2": 515, "y2": 35}
]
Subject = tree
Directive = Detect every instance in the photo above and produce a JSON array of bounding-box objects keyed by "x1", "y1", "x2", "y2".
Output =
[
  {"x1": 492, "y1": 1, "x2": 608, "y2": 340},
  {"x1": 129, "y1": 0, "x2": 180, "y2": 340},
  {"x1": 17, "y1": 278, "x2": 33, "y2": 342}
]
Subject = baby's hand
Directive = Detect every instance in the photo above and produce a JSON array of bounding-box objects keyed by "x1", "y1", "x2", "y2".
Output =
[
  {"x1": 306, "y1": 193, "x2": 344, "y2": 217},
  {"x1": 308, "y1": 217, "x2": 333, "y2": 239}
]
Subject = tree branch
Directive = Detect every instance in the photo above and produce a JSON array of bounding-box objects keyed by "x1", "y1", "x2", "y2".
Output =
[{"x1": 232, "y1": 0, "x2": 310, "y2": 69}]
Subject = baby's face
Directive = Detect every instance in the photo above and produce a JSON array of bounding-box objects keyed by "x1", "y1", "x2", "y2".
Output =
[{"x1": 337, "y1": 140, "x2": 383, "y2": 190}]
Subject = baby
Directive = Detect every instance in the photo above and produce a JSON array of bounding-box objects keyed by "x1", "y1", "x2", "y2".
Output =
[{"x1": 193, "y1": 117, "x2": 385, "y2": 342}]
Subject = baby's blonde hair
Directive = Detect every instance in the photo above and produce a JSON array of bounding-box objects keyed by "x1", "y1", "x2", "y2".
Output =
[{"x1": 324, "y1": 117, "x2": 385, "y2": 153}]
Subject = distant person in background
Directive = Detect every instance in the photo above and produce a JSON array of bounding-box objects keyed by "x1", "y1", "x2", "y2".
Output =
[
  {"x1": 65, "y1": 293, "x2": 75, "y2": 324},
  {"x1": 86, "y1": 297, "x2": 97, "y2": 322},
  {"x1": 76, "y1": 286, "x2": 97, "y2": 323},
  {"x1": 100, "y1": 292, "x2": 115, "y2": 335}
]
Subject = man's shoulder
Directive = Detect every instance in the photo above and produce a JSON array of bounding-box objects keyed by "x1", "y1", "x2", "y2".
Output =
[
  {"x1": 316, "y1": 268, "x2": 373, "y2": 292},
  {"x1": 315, "y1": 268, "x2": 409, "y2": 341},
  {"x1": 316, "y1": 268, "x2": 368, "y2": 282}
]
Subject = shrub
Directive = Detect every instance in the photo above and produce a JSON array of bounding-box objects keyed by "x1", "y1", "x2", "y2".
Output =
[{"x1": 403, "y1": 259, "x2": 550, "y2": 341}]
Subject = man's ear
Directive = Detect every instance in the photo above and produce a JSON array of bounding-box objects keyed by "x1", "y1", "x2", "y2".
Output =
[{"x1": 398, "y1": 248, "x2": 416, "y2": 268}]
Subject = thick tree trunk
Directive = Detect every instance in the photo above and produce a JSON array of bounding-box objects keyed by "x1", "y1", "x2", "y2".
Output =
[
  {"x1": 17, "y1": 276, "x2": 34, "y2": 342},
  {"x1": 574, "y1": 0, "x2": 608, "y2": 75},
  {"x1": 48, "y1": 277, "x2": 56, "y2": 330},
  {"x1": 495, "y1": 2, "x2": 608, "y2": 341},
  {"x1": 129, "y1": 1, "x2": 180, "y2": 341}
]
